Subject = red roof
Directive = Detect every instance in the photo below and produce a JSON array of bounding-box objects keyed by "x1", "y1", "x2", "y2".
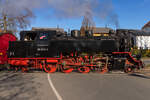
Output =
[{"x1": 142, "y1": 21, "x2": 150, "y2": 30}]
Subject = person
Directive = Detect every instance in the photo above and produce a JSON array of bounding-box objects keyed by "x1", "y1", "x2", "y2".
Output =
[{"x1": 24, "y1": 36, "x2": 29, "y2": 41}]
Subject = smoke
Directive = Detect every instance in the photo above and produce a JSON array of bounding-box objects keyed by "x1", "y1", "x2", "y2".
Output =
[
  {"x1": 107, "y1": 13, "x2": 120, "y2": 28},
  {"x1": 47, "y1": 0, "x2": 119, "y2": 28},
  {"x1": 0, "y1": 0, "x2": 119, "y2": 28},
  {"x1": 47, "y1": 0, "x2": 94, "y2": 18},
  {"x1": 0, "y1": 0, "x2": 43, "y2": 17},
  {"x1": 0, "y1": 0, "x2": 45, "y2": 30},
  {"x1": 47, "y1": 0, "x2": 112, "y2": 18}
]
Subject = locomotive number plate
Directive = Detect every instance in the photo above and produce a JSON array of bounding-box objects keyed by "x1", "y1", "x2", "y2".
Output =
[{"x1": 37, "y1": 48, "x2": 48, "y2": 51}]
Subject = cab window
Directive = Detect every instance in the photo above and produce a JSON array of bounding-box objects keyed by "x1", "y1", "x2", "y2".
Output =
[{"x1": 39, "y1": 33, "x2": 48, "y2": 40}]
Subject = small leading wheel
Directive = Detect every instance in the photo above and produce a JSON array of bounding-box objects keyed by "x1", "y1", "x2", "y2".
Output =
[
  {"x1": 124, "y1": 65, "x2": 134, "y2": 73},
  {"x1": 78, "y1": 66, "x2": 90, "y2": 73},
  {"x1": 21, "y1": 66, "x2": 29, "y2": 73},
  {"x1": 60, "y1": 65, "x2": 74, "y2": 73},
  {"x1": 8, "y1": 65, "x2": 19, "y2": 72},
  {"x1": 43, "y1": 64, "x2": 57, "y2": 73}
]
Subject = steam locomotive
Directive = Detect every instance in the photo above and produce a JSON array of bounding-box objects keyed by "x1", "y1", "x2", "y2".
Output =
[{"x1": 5, "y1": 28, "x2": 144, "y2": 73}]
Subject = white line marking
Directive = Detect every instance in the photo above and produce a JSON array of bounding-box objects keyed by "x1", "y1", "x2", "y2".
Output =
[{"x1": 47, "y1": 74, "x2": 63, "y2": 100}]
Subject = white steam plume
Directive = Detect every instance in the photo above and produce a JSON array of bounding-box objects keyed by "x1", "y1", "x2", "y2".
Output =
[
  {"x1": 0, "y1": 0, "x2": 119, "y2": 28},
  {"x1": 48, "y1": 0, "x2": 119, "y2": 28},
  {"x1": 0, "y1": 0, "x2": 43, "y2": 17}
]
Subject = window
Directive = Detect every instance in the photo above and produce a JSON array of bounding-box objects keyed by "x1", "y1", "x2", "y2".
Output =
[{"x1": 24, "y1": 33, "x2": 37, "y2": 41}]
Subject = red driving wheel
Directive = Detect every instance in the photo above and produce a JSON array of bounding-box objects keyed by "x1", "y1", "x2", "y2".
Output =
[
  {"x1": 78, "y1": 66, "x2": 90, "y2": 73},
  {"x1": 61, "y1": 65, "x2": 74, "y2": 73},
  {"x1": 43, "y1": 64, "x2": 57, "y2": 73}
]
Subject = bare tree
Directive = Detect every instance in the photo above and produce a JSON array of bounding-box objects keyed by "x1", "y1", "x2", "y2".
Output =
[
  {"x1": 81, "y1": 16, "x2": 95, "y2": 31},
  {"x1": 0, "y1": 10, "x2": 34, "y2": 33},
  {"x1": 81, "y1": 11, "x2": 95, "y2": 30},
  {"x1": 80, "y1": 12, "x2": 95, "y2": 36},
  {"x1": 0, "y1": 0, "x2": 34, "y2": 34}
]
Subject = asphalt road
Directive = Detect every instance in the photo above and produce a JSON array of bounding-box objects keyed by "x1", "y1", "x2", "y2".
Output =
[
  {"x1": 0, "y1": 72, "x2": 150, "y2": 100},
  {"x1": 142, "y1": 59, "x2": 150, "y2": 66}
]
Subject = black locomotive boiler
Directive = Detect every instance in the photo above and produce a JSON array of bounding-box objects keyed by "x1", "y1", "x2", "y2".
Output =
[{"x1": 8, "y1": 28, "x2": 144, "y2": 73}]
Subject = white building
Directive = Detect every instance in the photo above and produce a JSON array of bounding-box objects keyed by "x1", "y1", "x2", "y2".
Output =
[
  {"x1": 136, "y1": 36, "x2": 150, "y2": 49},
  {"x1": 136, "y1": 21, "x2": 150, "y2": 49}
]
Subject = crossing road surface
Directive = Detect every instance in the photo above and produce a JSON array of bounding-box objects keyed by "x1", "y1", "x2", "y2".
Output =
[
  {"x1": 0, "y1": 72, "x2": 150, "y2": 100},
  {"x1": 142, "y1": 59, "x2": 150, "y2": 66}
]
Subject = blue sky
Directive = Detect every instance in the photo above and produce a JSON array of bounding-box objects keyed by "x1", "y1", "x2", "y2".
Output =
[{"x1": 31, "y1": 0, "x2": 150, "y2": 31}]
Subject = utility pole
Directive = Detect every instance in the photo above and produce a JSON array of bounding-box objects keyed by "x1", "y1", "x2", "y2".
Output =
[
  {"x1": 0, "y1": 14, "x2": 8, "y2": 32},
  {"x1": 3, "y1": 15, "x2": 7, "y2": 32},
  {"x1": 0, "y1": 0, "x2": 11, "y2": 33}
]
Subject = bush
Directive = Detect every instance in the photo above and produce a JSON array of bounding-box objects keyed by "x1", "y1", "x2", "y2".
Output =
[
  {"x1": 143, "y1": 50, "x2": 150, "y2": 57},
  {"x1": 130, "y1": 46, "x2": 141, "y2": 55},
  {"x1": 130, "y1": 46, "x2": 150, "y2": 57}
]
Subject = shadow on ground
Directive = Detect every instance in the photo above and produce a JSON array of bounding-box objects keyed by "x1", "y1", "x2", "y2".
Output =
[
  {"x1": 0, "y1": 72, "x2": 40, "y2": 100},
  {"x1": 128, "y1": 73, "x2": 150, "y2": 79}
]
